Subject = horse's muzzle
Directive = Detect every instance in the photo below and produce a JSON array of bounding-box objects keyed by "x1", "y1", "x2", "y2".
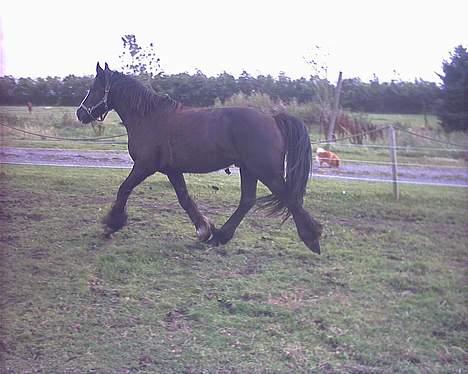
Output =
[{"x1": 76, "y1": 107, "x2": 92, "y2": 124}]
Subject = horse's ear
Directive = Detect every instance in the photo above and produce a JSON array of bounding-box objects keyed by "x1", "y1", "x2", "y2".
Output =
[
  {"x1": 104, "y1": 62, "x2": 110, "y2": 71},
  {"x1": 96, "y1": 62, "x2": 104, "y2": 76}
]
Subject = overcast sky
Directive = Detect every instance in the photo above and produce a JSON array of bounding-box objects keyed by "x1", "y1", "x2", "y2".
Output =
[{"x1": 1, "y1": 0, "x2": 467, "y2": 82}]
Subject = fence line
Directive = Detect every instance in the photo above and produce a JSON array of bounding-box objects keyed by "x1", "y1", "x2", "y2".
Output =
[
  {"x1": 312, "y1": 174, "x2": 467, "y2": 188},
  {"x1": 2, "y1": 118, "x2": 466, "y2": 157},
  {"x1": 313, "y1": 124, "x2": 467, "y2": 193},
  {"x1": 312, "y1": 126, "x2": 390, "y2": 145},
  {"x1": 313, "y1": 126, "x2": 467, "y2": 151},
  {"x1": 0, "y1": 122, "x2": 127, "y2": 141},
  {"x1": 0, "y1": 108, "x2": 76, "y2": 112},
  {"x1": 397, "y1": 127, "x2": 468, "y2": 148},
  {"x1": 0, "y1": 122, "x2": 468, "y2": 187},
  {"x1": 332, "y1": 158, "x2": 467, "y2": 169},
  {"x1": 6, "y1": 119, "x2": 383, "y2": 146},
  {"x1": 324, "y1": 143, "x2": 468, "y2": 152},
  {"x1": 3, "y1": 111, "x2": 466, "y2": 150},
  {"x1": 1, "y1": 117, "x2": 466, "y2": 191},
  {"x1": 6, "y1": 131, "x2": 466, "y2": 153}
]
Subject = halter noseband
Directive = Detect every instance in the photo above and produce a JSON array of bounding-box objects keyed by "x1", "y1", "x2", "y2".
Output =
[{"x1": 79, "y1": 72, "x2": 113, "y2": 122}]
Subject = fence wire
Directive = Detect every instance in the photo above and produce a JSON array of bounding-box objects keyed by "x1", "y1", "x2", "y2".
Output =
[
  {"x1": 0, "y1": 122, "x2": 127, "y2": 141},
  {"x1": 1, "y1": 116, "x2": 466, "y2": 188}
]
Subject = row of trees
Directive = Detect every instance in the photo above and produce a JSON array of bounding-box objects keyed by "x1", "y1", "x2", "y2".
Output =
[
  {"x1": 0, "y1": 71, "x2": 441, "y2": 114},
  {"x1": 0, "y1": 75, "x2": 93, "y2": 107}
]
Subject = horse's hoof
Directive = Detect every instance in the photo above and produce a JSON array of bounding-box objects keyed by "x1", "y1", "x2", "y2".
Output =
[
  {"x1": 207, "y1": 227, "x2": 222, "y2": 246},
  {"x1": 103, "y1": 227, "x2": 116, "y2": 239},
  {"x1": 197, "y1": 229, "x2": 211, "y2": 242},
  {"x1": 207, "y1": 228, "x2": 231, "y2": 246},
  {"x1": 207, "y1": 235, "x2": 221, "y2": 246},
  {"x1": 102, "y1": 210, "x2": 127, "y2": 233},
  {"x1": 102, "y1": 219, "x2": 124, "y2": 239},
  {"x1": 196, "y1": 217, "x2": 213, "y2": 242},
  {"x1": 197, "y1": 227, "x2": 211, "y2": 242},
  {"x1": 305, "y1": 239, "x2": 321, "y2": 254},
  {"x1": 207, "y1": 238, "x2": 219, "y2": 246}
]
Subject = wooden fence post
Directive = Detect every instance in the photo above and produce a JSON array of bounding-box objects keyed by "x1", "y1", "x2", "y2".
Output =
[
  {"x1": 327, "y1": 71, "x2": 343, "y2": 142},
  {"x1": 388, "y1": 126, "x2": 399, "y2": 200}
]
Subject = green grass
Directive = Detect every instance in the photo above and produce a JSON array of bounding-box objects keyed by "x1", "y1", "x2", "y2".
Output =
[
  {"x1": 366, "y1": 113, "x2": 439, "y2": 129},
  {"x1": 0, "y1": 106, "x2": 128, "y2": 150},
  {"x1": 1, "y1": 165, "x2": 467, "y2": 372}
]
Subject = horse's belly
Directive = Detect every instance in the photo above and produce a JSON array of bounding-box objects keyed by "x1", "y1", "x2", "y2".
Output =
[
  {"x1": 164, "y1": 138, "x2": 237, "y2": 173},
  {"x1": 174, "y1": 157, "x2": 234, "y2": 173}
]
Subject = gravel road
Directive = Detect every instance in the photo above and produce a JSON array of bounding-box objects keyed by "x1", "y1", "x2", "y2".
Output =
[{"x1": 1, "y1": 147, "x2": 467, "y2": 188}]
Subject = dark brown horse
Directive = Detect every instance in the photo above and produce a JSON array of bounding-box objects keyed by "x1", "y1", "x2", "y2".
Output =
[{"x1": 76, "y1": 63, "x2": 322, "y2": 253}]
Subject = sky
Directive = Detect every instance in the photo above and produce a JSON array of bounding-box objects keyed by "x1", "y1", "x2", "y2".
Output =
[{"x1": 1, "y1": 0, "x2": 467, "y2": 83}]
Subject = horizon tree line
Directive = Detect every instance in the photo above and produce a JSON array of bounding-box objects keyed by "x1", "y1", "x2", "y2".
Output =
[{"x1": 0, "y1": 39, "x2": 465, "y2": 132}]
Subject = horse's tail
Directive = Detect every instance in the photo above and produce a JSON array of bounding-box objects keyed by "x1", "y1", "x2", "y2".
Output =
[{"x1": 258, "y1": 112, "x2": 312, "y2": 221}]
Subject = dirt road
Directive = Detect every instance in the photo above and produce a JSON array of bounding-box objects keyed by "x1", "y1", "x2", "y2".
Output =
[{"x1": 1, "y1": 146, "x2": 467, "y2": 187}]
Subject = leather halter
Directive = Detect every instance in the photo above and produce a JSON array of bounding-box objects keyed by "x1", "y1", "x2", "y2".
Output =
[{"x1": 78, "y1": 72, "x2": 113, "y2": 122}]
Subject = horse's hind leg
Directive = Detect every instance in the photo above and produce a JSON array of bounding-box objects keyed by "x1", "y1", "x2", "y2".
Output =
[
  {"x1": 259, "y1": 175, "x2": 322, "y2": 254},
  {"x1": 167, "y1": 172, "x2": 212, "y2": 242},
  {"x1": 208, "y1": 167, "x2": 258, "y2": 246},
  {"x1": 290, "y1": 205, "x2": 322, "y2": 254}
]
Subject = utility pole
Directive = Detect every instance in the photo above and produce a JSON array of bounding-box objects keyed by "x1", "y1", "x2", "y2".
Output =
[
  {"x1": 327, "y1": 71, "x2": 343, "y2": 142},
  {"x1": 388, "y1": 126, "x2": 400, "y2": 200}
]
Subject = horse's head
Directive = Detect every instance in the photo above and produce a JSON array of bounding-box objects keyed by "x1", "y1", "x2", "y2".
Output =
[{"x1": 76, "y1": 62, "x2": 114, "y2": 124}]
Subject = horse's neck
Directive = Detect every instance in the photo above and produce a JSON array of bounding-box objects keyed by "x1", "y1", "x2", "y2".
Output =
[
  {"x1": 112, "y1": 100, "x2": 161, "y2": 134},
  {"x1": 110, "y1": 77, "x2": 178, "y2": 127},
  {"x1": 111, "y1": 85, "x2": 137, "y2": 125},
  {"x1": 112, "y1": 103, "x2": 132, "y2": 126}
]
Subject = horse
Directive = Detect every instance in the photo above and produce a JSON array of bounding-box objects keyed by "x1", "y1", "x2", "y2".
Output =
[{"x1": 76, "y1": 63, "x2": 322, "y2": 254}]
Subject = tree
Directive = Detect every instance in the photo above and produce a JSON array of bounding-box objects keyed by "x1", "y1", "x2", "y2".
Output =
[
  {"x1": 11, "y1": 78, "x2": 36, "y2": 104},
  {"x1": 214, "y1": 72, "x2": 239, "y2": 103},
  {"x1": 238, "y1": 71, "x2": 257, "y2": 95},
  {"x1": 304, "y1": 46, "x2": 335, "y2": 137},
  {"x1": 120, "y1": 34, "x2": 161, "y2": 78},
  {"x1": 59, "y1": 75, "x2": 93, "y2": 106},
  {"x1": 0, "y1": 76, "x2": 17, "y2": 105},
  {"x1": 437, "y1": 45, "x2": 468, "y2": 132}
]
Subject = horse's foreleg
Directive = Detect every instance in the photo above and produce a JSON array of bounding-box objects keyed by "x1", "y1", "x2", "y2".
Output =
[
  {"x1": 168, "y1": 172, "x2": 212, "y2": 242},
  {"x1": 103, "y1": 164, "x2": 153, "y2": 235},
  {"x1": 208, "y1": 167, "x2": 257, "y2": 246}
]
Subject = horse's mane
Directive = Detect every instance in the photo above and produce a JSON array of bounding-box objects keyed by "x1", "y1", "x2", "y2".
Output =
[{"x1": 111, "y1": 73, "x2": 181, "y2": 116}]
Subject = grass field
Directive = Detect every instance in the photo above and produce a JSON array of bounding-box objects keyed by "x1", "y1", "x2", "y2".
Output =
[
  {"x1": 0, "y1": 106, "x2": 128, "y2": 151},
  {"x1": 366, "y1": 113, "x2": 439, "y2": 129},
  {"x1": 1, "y1": 165, "x2": 466, "y2": 372}
]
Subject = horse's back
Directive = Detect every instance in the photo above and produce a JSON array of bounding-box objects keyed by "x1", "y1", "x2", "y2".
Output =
[{"x1": 175, "y1": 106, "x2": 283, "y2": 152}]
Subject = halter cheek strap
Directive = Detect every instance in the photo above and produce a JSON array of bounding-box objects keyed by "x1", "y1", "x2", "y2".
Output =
[{"x1": 79, "y1": 72, "x2": 113, "y2": 122}]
